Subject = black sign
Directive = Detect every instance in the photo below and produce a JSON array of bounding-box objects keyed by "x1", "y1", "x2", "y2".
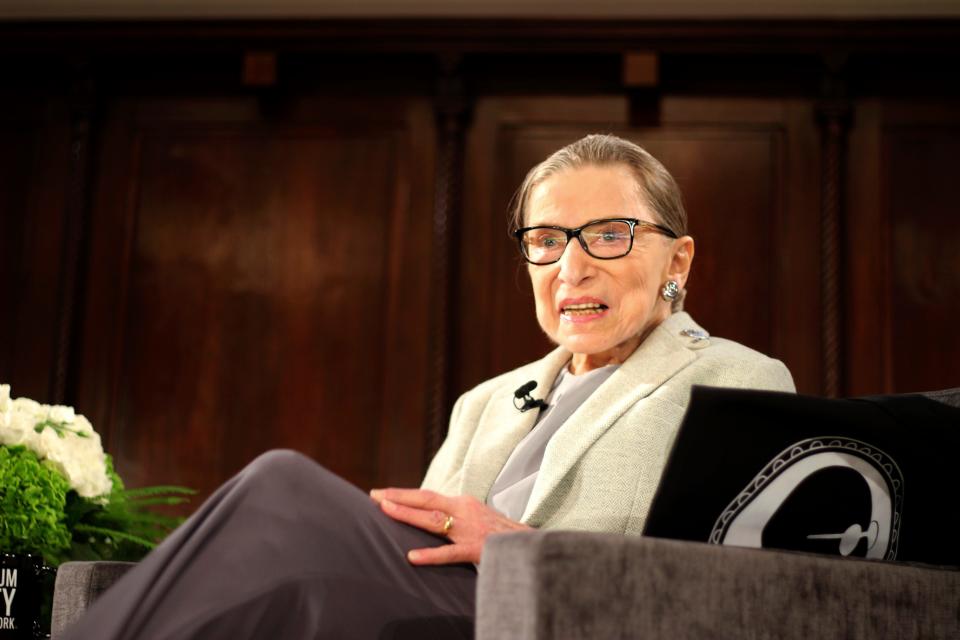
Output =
[{"x1": 0, "y1": 554, "x2": 54, "y2": 640}]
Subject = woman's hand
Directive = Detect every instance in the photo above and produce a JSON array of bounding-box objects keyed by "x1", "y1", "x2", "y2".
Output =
[{"x1": 369, "y1": 488, "x2": 531, "y2": 565}]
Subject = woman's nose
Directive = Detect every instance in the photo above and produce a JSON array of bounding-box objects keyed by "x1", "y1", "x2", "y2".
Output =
[{"x1": 557, "y1": 239, "x2": 593, "y2": 285}]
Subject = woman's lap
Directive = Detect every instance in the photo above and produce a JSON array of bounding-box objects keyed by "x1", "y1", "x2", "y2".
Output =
[{"x1": 62, "y1": 450, "x2": 477, "y2": 640}]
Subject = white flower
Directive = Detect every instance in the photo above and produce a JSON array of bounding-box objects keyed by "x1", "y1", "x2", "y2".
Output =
[
  {"x1": 0, "y1": 384, "x2": 112, "y2": 498},
  {"x1": 0, "y1": 385, "x2": 11, "y2": 431},
  {"x1": 0, "y1": 384, "x2": 10, "y2": 414}
]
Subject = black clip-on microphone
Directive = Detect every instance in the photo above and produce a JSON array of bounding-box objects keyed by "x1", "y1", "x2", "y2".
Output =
[{"x1": 513, "y1": 380, "x2": 547, "y2": 413}]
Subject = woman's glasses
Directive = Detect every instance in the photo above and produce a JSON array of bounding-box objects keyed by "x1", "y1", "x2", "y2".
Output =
[{"x1": 513, "y1": 217, "x2": 678, "y2": 265}]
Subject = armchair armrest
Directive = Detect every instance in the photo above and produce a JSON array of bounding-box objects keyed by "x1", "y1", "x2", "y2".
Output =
[
  {"x1": 52, "y1": 561, "x2": 135, "y2": 638},
  {"x1": 477, "y1": 530, "x2": 959, "y2": 640}
]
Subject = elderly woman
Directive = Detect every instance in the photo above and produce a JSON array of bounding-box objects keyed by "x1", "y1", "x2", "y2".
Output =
[{"x1": 63, "y1": 134, "x2": 794, "y2": 639}]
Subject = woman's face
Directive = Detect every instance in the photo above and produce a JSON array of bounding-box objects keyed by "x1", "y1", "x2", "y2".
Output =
[{"x1": 525, "y1": 164, "x2": 693, "y2": 372}]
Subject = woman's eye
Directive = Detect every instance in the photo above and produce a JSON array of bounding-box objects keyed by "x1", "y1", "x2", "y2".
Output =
[
  {"x1": 591, "y1": 230, "x2": 624, "y2": 243},
  {"x1": 529, "y1": 233, "x2": 563, "y2": 249}
]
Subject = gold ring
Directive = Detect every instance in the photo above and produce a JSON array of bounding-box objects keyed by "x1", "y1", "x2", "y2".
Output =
[{"x1": 442, "y1": 514, "x2": 454, "y2": 535}]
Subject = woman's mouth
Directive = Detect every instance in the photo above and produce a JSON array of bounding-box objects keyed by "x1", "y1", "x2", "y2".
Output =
[{"x1": 560, "y1": 302, "x2": 609, "y2": 322}]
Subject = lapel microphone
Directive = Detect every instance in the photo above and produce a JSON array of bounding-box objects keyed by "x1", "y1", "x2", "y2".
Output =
[{"x1": 513, "y1": 380, "x2": 547, "y2": 413}]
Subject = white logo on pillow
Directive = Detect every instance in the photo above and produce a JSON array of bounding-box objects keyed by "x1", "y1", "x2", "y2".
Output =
[{"x1": 710, "y1": 437, "x2": 903, "y2": 560}]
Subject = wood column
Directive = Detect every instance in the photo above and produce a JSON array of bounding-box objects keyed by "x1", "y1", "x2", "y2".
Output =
[
  {"x1": 426, "y1": 54, "x2": 470, "y2": 461},
  {"x1": 815, "y1": 55, "x2": 852, "y2": 398}
]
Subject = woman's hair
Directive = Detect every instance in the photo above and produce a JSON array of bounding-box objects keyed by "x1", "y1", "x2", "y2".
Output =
[{"x1": 509, "y1": 133, "x2": 689, "y2": 311}]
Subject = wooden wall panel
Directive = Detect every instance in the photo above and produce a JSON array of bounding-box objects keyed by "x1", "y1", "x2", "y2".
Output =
[
  {"x1": 0, "y1": 101, "x2": 70, "y2": 402},
  {"x1": 846, "y1": 101, "x2": 960, "y2": 395},
  {"x1": 886, "y1": 126, "x2": 960, "y2": 392},
  {"x1": 458, "y1": 96, "x2": 821, "y2": 396},
  {"x1": 845, "y1": 101, "x2": 888, "y2": 396},
  {"x1": 75, "y1": 97, "x2": 436, "y2": 499},
  {"x1": 0, "y1": 128, "x2": 35, "y2": 382}
]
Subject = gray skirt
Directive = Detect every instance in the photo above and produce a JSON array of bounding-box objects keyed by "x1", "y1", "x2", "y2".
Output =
[{"x1": 61, "y1": 450, "x2": 477, "y2": 639}]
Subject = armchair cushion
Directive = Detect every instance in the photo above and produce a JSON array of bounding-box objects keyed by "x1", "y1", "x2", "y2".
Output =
[{"x1": 477, "y1": 530, "x2": 960, "y2": 640}]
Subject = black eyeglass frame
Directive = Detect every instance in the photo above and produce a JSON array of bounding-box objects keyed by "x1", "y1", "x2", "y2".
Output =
[{"x1": 513, "y1": 217, "x2": 679, "y2": 265}]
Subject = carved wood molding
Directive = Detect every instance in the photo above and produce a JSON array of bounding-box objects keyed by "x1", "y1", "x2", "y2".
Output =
[
  {"x1": 2, "y1": 19, "x2": 960, "y2": 55},
  {"x1": 426, "y1": 54, "x2": 470, "y2": 462},
  {"x1": 816, "y1": 55, "x2": 852, "y2": 398}
]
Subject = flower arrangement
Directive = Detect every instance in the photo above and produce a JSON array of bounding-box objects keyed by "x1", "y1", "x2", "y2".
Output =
[{"x1": 0, "y1": 384, "x2": 193, "y2": 567}]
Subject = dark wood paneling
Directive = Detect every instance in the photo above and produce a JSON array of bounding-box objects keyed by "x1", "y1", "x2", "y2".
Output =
[
  {"x1": 0, "y1": 100, "x2": 71, "y2": 402},
  {"x1": 76, "y1": 97, "x2": 435, "y2": 499},
  {"x1": 459, "y1": 96, "x2": 821, "y2": 396},
  {"x1": 0, "y1": 127, "x2": 35, "y2": 381},
  {"x1": 846, "y1": 101, "x2": 960, "y2": 395},
  {"x1": 886, "y1": 126, "x2": 960, "y2": 393},
  {"x1": 845, "y1": 101, "x2": 888, "y2": 396}
]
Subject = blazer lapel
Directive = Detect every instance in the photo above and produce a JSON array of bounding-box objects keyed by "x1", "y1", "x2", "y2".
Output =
[
  {"x1": 458, "y1": 346, "x2": 572, "y2": 501},
  {"x1": 521, "y1": 312, "x2": 701, "y2": 524}
]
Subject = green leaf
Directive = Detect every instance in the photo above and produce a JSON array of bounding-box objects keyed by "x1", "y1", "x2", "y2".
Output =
[
  {"x1": 33, "y1": 418, "x2": 89, "y2": 439},
  {"x1": 73, "y1": 524, "x2": 157, "y2": 550},
  {"x1": 124, "y1": 485, "x2": 196, "y2": 498}
]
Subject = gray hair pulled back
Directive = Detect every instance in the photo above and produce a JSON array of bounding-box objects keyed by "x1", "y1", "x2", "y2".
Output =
[{"x1": 509, "y1": 133, "x2": 689, "y2": 311}]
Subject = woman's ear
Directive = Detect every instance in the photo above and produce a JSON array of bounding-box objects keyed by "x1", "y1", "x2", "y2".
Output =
[{"x1": 667, "y1": 235, "x2": 695, "y2": 288}]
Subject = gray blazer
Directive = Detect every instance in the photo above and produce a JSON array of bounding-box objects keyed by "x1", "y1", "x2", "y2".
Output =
[{"x1": 422, "y1": 312, "x2": 796, "y2": 535}]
